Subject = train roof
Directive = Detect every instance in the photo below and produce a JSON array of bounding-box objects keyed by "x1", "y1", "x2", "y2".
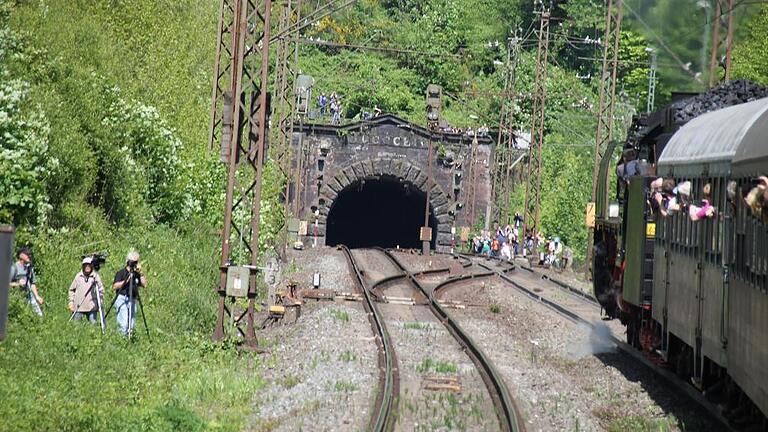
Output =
[
  {"x1": 732, "y1": 99, "x2": 768, "y2": 176},
  {"x1": 657, "y1": 97, "x2": 768, "y2": 177}
]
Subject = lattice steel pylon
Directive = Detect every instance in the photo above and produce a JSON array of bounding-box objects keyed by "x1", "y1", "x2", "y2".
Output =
[
  {"x1": 586, "y1": 0, "x2": 622, "y2": 276},
  {"x1": 490, "y1": 32, "x2": 521, "y2": 226},
  {"x1": 272, "y1": 0, "x2": 302, "y2": 258},
  {"x1": 522, "y1": 8, "x2": 550, "y2": 239},
  {"x1": 209, "y1": 0, "x2": 274, "y2": 347}
]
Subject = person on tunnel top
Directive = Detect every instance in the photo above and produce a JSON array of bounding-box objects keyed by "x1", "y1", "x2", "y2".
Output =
[
  {"x1": 478, "y1": 124, "x2": 490, "y2": 136},
  {"x1": 318, "y1": 93, "x2": 328, "y2": 116}
]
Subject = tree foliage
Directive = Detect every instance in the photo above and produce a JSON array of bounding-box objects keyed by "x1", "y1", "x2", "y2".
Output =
[{"x1": 732, "y1": 4, "x2": 768, "y2": 85}]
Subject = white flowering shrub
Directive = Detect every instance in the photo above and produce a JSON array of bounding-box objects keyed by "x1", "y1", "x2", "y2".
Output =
[
  {"x1": 0, "y1": 12, "x2": 57, "y2": 226},
  {"x1": 100, "y1": 84, "x2": 194, "y2": 224}
]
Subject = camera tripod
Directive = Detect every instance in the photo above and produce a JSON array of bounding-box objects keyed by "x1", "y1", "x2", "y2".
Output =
[
  {"x1": 104, "y1": 269, "x2": 150, "y2": 340},
  {"x1": 68, "y1": 274, "x2": 106, "y2": 333},
  {"x1": 22, "y1": 264, "x2": 43, "y2": 318}
]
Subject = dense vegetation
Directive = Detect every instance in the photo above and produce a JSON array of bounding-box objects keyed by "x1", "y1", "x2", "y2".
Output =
[
  {"x1": 0, "y1": 1, "x2": 257, "y2": 430},
  {"x1": 2, "y1": 0, "x2": 767, "y2": 429}
]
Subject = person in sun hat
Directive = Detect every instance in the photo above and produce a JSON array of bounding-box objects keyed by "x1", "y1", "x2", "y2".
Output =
[{"x1": 68, "y1": 256, "x2": 104, "y2": 324}]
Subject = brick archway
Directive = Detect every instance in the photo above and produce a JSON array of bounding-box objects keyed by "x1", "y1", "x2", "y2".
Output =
[{"x1": 318, "y1": 158, "x2": 454, "y2": 251}]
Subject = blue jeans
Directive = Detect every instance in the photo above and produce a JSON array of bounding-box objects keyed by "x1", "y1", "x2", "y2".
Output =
[
  {"x1": 73, "y1": 311, "x2": 98, "y2": 323},
  {"x1": 26, "y1": 291, "x2": 43, "y2": 317},
  {"x1": 115, "y1": 294, "x2": 136, "y2": 335}
]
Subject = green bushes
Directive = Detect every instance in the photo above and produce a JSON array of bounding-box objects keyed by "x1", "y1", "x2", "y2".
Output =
[
  {"x1": 1, "y1": 0, "x2": 224, "y2": 229},
  {"x1": 0, "y1": 72, "x2": 56, "y2": 227},
  {"x1": 0, "y1": 225, "x2": 264, "y2": 431}
]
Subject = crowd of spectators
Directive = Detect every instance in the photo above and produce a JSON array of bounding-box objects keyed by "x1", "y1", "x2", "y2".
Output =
[
  {"x1": 318, "y1": 92, "x2": 343, "y2": 125},
  {"x1": 468, "y1": 211, "x2": 573, "y2": 271},
  {"x1": 440, "y1": 124, "x2": 490, "y2": 137}
]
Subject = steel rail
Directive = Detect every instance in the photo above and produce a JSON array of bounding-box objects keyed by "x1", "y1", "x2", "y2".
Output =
[
  {"x1": 431, "y1": 271, "x2": 496, "y2": 299},
  {"x1": 370, "y1": 267, "x2": 452, "y2": 296},
  {"x1": 377, "y1": 248, "x2": 526, "y2": 432},
  {"x1": 478, "y1": 256, "x2": 601, "y2": 308},
  {"x1": 339, "y1": 246, "x2": 397, "y2": 432},
  {"x1": 482, "y1": 262, "x2": 736, "y2": 432},
  {"x1": 457, "y1": 251, "x2": 597, "y2": 304}
]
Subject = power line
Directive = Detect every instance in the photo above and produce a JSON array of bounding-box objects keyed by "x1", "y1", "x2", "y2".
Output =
[
  {"x1": 623, "y1": 1, "x2": 700, "y2": 80},
  {"x1": 272, "y1": 0, "x2": 357, "y2": 42},
  {"x1": 296, "y1": 37, "x2": 461, "y2": 57}
]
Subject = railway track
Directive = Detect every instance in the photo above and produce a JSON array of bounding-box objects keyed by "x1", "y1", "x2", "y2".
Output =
[
  {"x1": 339, "y1": 246, "x2": 397, "y2": 431},
  {"x1": 473, "y1": 256, "x2": 735, "y2": 431},
  {"x1": 341, "y1": 246, "x2": 525, "y2": 432}
]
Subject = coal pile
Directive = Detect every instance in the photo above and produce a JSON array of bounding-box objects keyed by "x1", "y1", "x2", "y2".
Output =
[{"x1": 672, "y1": 79, "x2": 768, "y2": 124}]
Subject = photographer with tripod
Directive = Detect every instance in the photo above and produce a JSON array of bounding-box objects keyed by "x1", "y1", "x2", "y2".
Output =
[
  {"x1": 112, "y1": 250, "x2": 147, "y2": 336},
  {"x1": 68, "y1": 256, "x2": 105, "y2": 327},
  {"x1": 9, "y1": 247, "x2": 43, "y2": 317}
]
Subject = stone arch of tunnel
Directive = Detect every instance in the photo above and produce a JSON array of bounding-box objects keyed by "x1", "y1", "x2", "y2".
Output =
[{"x1": 318, "y1": 158, "x2": 453, "y2": 251}]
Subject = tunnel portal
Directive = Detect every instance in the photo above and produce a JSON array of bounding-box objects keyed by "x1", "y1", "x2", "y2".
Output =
[{"x1": 326, "y1": 176, "x2": 438, "y2": 249}]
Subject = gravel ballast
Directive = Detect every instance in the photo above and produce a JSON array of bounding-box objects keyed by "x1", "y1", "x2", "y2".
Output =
[
  {"x1": 439, "y1": 274, "x2": 722, "y2": 431},
  {"x1": 249, "y1": 302, "x2": 377, "y2": 431}
]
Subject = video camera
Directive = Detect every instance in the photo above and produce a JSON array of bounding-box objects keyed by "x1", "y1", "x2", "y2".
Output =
[{"x1": 83, "y1": 252, "x2": 108, "y2": 271}]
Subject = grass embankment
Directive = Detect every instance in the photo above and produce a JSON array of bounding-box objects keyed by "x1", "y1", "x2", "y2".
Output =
[{"x1": 0, "y1": 223, "x2": 263, "y2": 431}]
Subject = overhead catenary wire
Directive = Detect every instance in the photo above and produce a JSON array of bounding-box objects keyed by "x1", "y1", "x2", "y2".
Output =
[
  {"x1": 271, "y1": 0, "x2": 357, "y2": 42},
  {"x1": 623, "y1": 1, "x2": 701, "y2": 80},
  {"x1": 666, "y1": 0, "x2": 768, "y2": 44},
  {"x1": 295, "y1": 37, "x2": 461, "y2": 58}
]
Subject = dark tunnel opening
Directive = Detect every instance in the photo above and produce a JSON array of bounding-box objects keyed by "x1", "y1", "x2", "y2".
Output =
[{"x1": 326, "y1": 176, "x2": 438, "y2": 249}]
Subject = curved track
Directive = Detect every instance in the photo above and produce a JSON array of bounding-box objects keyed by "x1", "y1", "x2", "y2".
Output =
[
  {"x1": 343, "y1": 246, "x2": 526, "y2": 432},
  {"x1": 339, "y1": 246, "x2": 398, "y2": 432}
]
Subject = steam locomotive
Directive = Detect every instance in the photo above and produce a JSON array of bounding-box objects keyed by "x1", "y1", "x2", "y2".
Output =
[{"x1": 592, "y1": 80, "x2": 768, "y2": 429}]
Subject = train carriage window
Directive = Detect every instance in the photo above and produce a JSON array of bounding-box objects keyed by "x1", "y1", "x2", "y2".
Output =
[
  {"x1": 763, "y1": 222, "x2": 768, "y2": 293},
  {"x1": 678, "y1": 207, "x2": 684, "y2": 250},
  {"x1": 715, "y1": 177, "x2": 723, "y2": 256},
  {"x1": 760, "y1": 222, "x2": 765, "y2": 278},
  {"x1": 745, "y1": 205, "x2": 752, "y2": 281},
  {"x1": 673, "y1": 211, "x2": 678, "y2": 248},
  {"x1": 689, "y1": 177, "x2": 694, "y2": 254},
  {"x1": 693, "y1": 178, "x2": 701, "y2": 255},
  {"x1": 704, "y1": 178, "x2": 715, "y2": 260},
  {"x1": 735, "y1": 174, "x2": 768, "y2": 292},
  {"x1": 751, "y1": 217, "x2": 758, "y2": 283},
  {"x1": 688, "y1": 177, "x2": 695, "y2": 255},
  {"x1": 709, "y1": 178, "x2": 715, "y2": 254},
  {"x1": 736, "y1": 184, "x2": 748, "y2": 279}
]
